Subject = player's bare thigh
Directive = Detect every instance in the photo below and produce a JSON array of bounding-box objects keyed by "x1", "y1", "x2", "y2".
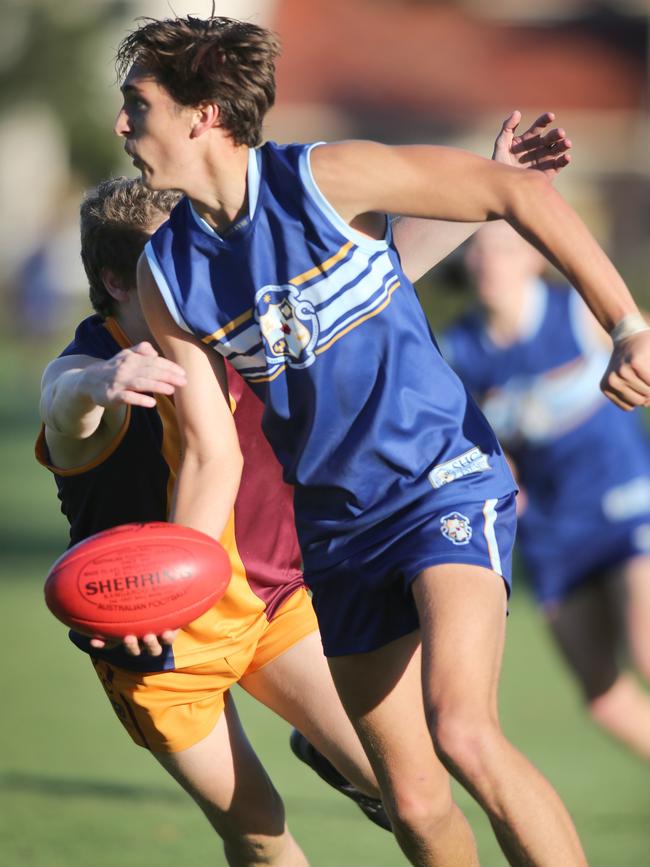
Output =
[
  {"x1": 240, "y1": 629, "x2": 379, "y2": 796},
  {"x1": 327, "y1": 630, "x2": 454, "y2": 816},
  {"x1": 412, "y1": 563, "x2": 508, "y2": 722},
  {"x1": 154, "y1": 693, "x2": 286, "y2": 834}
]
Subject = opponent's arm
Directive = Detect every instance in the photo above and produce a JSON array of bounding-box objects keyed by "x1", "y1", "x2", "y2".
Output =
[
  {"x1": 393, "y1": 111, "x2": 571, "y2": 282},
  {"x1": 311, "y1": 141, "x2": 650, "y2": 409},
  {"x1": 137, "y1": 255, "x2": 243, "y2": 543},
  {"x1": 40, "y1": 345, "x2": 187, "y2": 466}
]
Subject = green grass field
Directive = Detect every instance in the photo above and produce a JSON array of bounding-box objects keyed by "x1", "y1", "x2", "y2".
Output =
[{"x1": 1, "y1": 339, "x2": 648, "y2": 867}]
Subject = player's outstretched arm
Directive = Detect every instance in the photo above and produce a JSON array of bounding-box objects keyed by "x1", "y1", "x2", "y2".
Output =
[
  {"x1": 40, "y1": 344, "x2": 187, "y2": 439},
  {"x1": 137, "y1": 255, "x2": 244, "y2": 543},
  {"x1": 312, "y1": 140, "x2": 650, "y2": 407},
  {"x1": 392, "y1": 110, "x2": 572, "y2": 282}
]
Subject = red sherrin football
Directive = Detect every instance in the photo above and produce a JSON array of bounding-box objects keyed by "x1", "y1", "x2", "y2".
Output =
[{"x1": 44, "y1": 522, "x2": 232, "y2": 638}]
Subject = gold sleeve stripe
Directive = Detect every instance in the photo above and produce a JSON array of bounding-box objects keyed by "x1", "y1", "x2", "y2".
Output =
[
  {"x1": 202, "y1": 308, "x2": 254, "y2": 344},
  {"x1": 290, "y1": 241, "x2": 354, "y2": 287}
]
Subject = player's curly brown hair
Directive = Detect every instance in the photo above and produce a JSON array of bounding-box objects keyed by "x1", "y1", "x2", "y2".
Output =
[
  {"x1": 80, "y1": 177, "x2": 181, "y2": 319},
  {"x1": 115, "y1": 15, "x2": 281, "y2": 147}
]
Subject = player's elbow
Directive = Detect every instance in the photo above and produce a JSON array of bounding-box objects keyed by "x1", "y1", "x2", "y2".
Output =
[
  {"x1": 501, "y1": 168, "x2": 553, "y2": 221},
  {"x1": 185, "y1": 441, "x2": 244, "y2": 485}
]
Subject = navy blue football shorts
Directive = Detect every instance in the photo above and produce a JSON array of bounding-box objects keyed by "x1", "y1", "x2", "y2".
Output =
[
  {"x1": 520, "y1": 513, "x2": 650, "y2": 606},
  {"x1": 306, "y1": 493, "x2": 516, "y2": 657}
]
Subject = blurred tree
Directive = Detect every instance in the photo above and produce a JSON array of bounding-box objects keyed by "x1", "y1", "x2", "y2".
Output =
[{"x1": 0, "y1": 0, "x2": 130, "y2": 184}]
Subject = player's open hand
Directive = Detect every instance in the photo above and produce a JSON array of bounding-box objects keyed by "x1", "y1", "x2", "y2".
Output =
[
  {"x1": 89, "y1": 629, "x2": 179, "y2": 656},
  {"x1": 601, "y1": 330, "x2": 650, "y2": 410},
  {"x1": 84, "y1": 342, "x2": 187, "y2": 409},
  {"x1": 493, "y1": 110, "x2": 572, "y2": 179}
]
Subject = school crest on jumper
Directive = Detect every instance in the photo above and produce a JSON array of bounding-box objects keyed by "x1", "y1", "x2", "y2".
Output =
[
  {"x1": 440, "y1": 511, "x2": 472, "y2": 545},
  {"x1": 255, "y1": 284, "x2": 319, "y2": 369}
]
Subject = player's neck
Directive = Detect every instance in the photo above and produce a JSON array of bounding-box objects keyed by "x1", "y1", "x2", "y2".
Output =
[
  {"x1": 111, "y1": 308, "x2": 157, "y2": 350},
  {"x1": 187, "y1": 143, "x2": 251, "y2": 235}
]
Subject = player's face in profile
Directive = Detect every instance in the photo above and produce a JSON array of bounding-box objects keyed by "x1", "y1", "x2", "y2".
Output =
[{"x1": 114, "y1": 65, "x2": 195, "y2": 191}]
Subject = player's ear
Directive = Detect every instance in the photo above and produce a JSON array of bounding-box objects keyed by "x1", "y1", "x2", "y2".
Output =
[
  {"x1": 101, "y1": 268, "x2": 130, "y2": 303},
  {"x1": 190, "y1": 102, "x2": 221, "y2": 138}
]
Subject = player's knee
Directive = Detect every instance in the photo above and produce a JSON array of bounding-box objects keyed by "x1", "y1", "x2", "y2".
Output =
[
  {"x1": 219, "y1": 799, "x2": 291, "y2": 866},
  {"x1": 223, "y1": 830, "x2": 293, "y2": 866},
  {"x1": 387, "y1": 785, "x2": 455, "y2": 845},
  {"x1": 430, "y1": 710, "x2": 501, "y2": 784},
  {"x1": 203, "y1": 785, "x2": 288, "y2": 861}
]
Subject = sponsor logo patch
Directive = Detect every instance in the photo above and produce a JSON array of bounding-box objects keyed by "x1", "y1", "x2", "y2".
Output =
[
  {"x1": 440, "y1": 511, "x2": 472, "y2": 545},
  {"x1": 428, "y1": 447, "x2": 491, "y2": 490}
]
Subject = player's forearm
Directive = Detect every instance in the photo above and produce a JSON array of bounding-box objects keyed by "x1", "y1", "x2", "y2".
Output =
[
  {"x1": 393, "y1": 217, "x2": 481, "y2": 283},
  {"x1": 505, "y1": 172, "x2": 638, "y2": 331},
  {"x1": 41, "y1": 368, "x2": 105, "y2": 438},
  {"x1": 171, "y1": 449, "x2": 243, "y2": 543}
]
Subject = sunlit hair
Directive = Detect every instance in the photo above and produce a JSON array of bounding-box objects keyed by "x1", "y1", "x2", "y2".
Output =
[
  {"x1": 115, "y1": 15, "x2": 281, "y2": 147},
  {"x1": 80, "y1": 177, "x2": 181, "y2": 319}
]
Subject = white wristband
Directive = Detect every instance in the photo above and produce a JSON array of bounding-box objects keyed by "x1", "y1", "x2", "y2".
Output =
[{"x1": 610, "y1": 313, "x2": 650, "y2": 344}]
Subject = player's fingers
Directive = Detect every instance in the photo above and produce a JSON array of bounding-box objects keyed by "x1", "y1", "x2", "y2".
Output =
[
  {"x1": 160, "y1": 629, "x2": 179, "y2": 645},
  {"x1": 132, "y1": 341, "x2": 158, "y2": 357},
  {"x1": 499, "y1": 109, "x2": 521, "y2": 134},
  {"x1": 122, "y1": 635, "x2": 142, "y2": 656},
  {"x1": 601, "y1": 372, "x2": 649, "y2": 409},
  {"x1": 113, "y1": 390, "x2": 158, "y2": 408},
  {"x1": 115, "y1": 374, "x2": 183, "y2": 399},
  {"x1": 125, "y1": 358, "x2": 187, "y2": 384},
  {"x1": 539, "y1": 126, "x2": 566, "y2": 145},
  {"x1": 601, "y1": 386, "x2": 636, "y2": 411},
  {"x1": 516, "y1": 141, "x2": 570, "y2": 165},
  {"x1": 140, "y1": 634, "x2": 164, "y2": 656},
  {"x1": 518, "y1": 112, "x2": 555, "y2": 140}
]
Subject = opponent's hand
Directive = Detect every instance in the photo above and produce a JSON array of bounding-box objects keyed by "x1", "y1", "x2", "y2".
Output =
[
  {"x1": 89, "y1": 629, "x2": 179, "y2": 656},
  {"x1": 601, "y1": 330, "x2": 650, "y2": 410},
  {"x1": 82, "y1": 342, "x2": 187, "y2": 409},
  {"x1": 493, "y1": 110, "x2": 572, "y2": 178}
]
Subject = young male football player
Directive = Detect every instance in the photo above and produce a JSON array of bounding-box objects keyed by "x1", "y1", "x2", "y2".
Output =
[
  {"x1": 112, "y1": 14, "x2": 650, "y2": 867},
  {"x1": 38, "y1": 177, "x2": 391, "y2": 867}
]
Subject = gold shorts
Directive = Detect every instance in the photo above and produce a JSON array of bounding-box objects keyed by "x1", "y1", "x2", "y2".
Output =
[{"x1": 91, "y1": 587, "x2": 318, "y2": 753}]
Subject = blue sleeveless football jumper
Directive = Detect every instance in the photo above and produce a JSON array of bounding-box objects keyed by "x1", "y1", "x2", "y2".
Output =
[
  {"x1": 442, "y1": 280, "x2": 650, "y2": 604},
  {"x1": 146, "y1": 142, "x2": 517, "y2": 652}
]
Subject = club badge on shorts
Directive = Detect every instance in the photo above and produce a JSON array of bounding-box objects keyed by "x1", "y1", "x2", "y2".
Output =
[{"x1": 440, "y1": 511, "x2": 472, "y2": 545}]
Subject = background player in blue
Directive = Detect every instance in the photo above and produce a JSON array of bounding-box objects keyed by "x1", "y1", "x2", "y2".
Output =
[
  {"x1": 441, "y1": 221, "x2": 650, "y2": 761},
  {"x1": 112, "y1": 14, "x2": 650, "y2": 867}
]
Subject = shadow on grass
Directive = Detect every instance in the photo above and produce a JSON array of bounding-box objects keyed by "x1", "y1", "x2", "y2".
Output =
[{"x1": 0, "y1": 771, "x2": 186, "y2": 804}]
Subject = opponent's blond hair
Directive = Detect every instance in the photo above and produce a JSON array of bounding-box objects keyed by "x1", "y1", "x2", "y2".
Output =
[{"x1": 80, "y1": 177, "x2": 181, "y2": 318}]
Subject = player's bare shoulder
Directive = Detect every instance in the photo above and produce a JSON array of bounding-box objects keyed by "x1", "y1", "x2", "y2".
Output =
[{"x1": 309, "y1": 140, "x2": 393, "y2": 223}]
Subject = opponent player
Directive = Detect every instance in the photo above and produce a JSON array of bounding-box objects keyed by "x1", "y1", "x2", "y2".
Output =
[
  {"x1": 37, "y1": 177, "x2": 389, "y2": 867},
  {"x1": 440, "y1": 221, "x2": 650, "y2": 760},
  {"x1": 114, "y1": 14, "x2": 650, "y2": 867}
]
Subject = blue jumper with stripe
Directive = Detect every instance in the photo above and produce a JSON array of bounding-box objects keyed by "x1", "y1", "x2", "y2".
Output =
[
  {"x1": 442, "y1": 281, "x2": 650, "y2": 602},
  {"x1": 146, "y1": 141, "x2": 516, "y2": 574}
]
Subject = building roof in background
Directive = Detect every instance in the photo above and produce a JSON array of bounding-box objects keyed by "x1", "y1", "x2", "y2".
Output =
[{"x1": 273, "y1": 0, "x2": 647, "y2": 121}]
